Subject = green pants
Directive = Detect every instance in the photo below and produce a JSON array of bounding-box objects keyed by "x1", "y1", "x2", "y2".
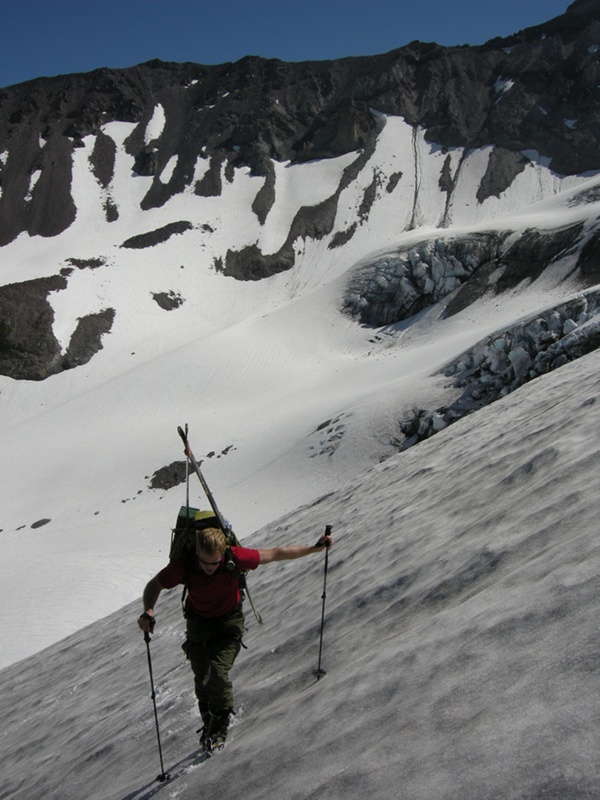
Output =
[{"x1": 182, "y1": 608, "x2": 245, "y2": 714}]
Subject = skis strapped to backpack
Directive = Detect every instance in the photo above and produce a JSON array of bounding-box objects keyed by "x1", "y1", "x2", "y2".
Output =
[{"x1": 172, "y1": 425, "x2": 263, "y2": 624}]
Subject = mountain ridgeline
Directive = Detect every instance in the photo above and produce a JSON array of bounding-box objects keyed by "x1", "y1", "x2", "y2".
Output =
[
  {"x1": 1, "y1": 0, "x2": 600, "y2": 384},
  {"x1": 1, "y1": 0, "x2": 599, "y2": 243}
]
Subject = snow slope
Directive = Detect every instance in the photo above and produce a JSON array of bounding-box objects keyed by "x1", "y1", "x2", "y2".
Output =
[
  {"x1": 0, "y1": 111, "x2": 599, "y2": 674},
  {"x1": 1, "y1": 348, "x2": 599, "y2": 799}
]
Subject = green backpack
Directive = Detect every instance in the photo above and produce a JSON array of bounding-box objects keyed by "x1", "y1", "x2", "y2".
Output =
[
  {"x1": 169, "y1": 506, "x2": 241, "y2": 561},
  {"x1": 169, "y1": 506, "x2": 248, "y2": 609}
]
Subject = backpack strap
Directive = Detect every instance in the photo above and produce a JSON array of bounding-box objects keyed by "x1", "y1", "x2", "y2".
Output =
[{"x1": 180, "y1": 554, "x2": 193, "y2": 611}]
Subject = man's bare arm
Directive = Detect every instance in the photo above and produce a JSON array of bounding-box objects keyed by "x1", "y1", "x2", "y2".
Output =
[
  {"x1": 137, "y1": 576, "x2": 164, "y2": 631},
  {"x1": 258, "y1": 534, "x2": 333, "y2": 564}
]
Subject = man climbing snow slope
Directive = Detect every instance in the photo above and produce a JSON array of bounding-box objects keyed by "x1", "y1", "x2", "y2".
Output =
[{"x1": 138, "y1": 514, "x2": 333, "y2": 751}]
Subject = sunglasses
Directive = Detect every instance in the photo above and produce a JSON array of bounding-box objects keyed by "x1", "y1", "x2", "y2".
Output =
[{"x1": 197, "y1": 555, "x2": 223, "y2": 566}]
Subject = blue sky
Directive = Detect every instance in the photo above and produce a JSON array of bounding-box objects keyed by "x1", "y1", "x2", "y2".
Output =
[{"x1": 0, "y1": 0, "x2": 571, "y2": 89}]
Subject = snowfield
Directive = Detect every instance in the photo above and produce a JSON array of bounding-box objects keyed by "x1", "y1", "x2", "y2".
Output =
[{"x1": 1, "y1": 103, "x2": 600, "y2": 798}]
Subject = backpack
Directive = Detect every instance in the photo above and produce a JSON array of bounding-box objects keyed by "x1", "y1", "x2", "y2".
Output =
[
  {"x1": 169, "y1": 506, "x2": 248, "y2": 607},
  {"x1": 169, "y1": 506, "x2": 242, "y2": 558}
]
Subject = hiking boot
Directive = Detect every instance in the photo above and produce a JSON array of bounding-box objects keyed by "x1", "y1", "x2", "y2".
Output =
[
  {"x1": 206, "y1": 729, "x2": 227, "y2": 752},
  {"x1": 204, "y1": 708, "x2": 233, "y2": 752}
]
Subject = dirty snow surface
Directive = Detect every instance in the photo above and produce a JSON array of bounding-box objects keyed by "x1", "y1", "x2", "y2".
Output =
[{"x1": 1, "y1": 351, "x2": 599, "y2": 800}]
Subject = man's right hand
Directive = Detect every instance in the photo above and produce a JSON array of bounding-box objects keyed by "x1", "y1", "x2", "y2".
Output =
[{"x1": 138, "y1": 611, "x2": 156, "y2": 633}]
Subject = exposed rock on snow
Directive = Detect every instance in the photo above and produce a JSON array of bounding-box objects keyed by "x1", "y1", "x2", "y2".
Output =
[
  {"x1": 61, "y1": 308, "x2": 115, "y2": 370},
  {"x1": 0, "y1": 275, "x2": 115, "y2": 380},
  {"x1": 30, "y1": 518, "x2": 51, "y2": 529},
  {"x1": 120, "y1": 220, "x2": 193, "y2": 249},
  {"x1": 151, "y1": 290, "x2": 184, "y2": 310},
  {"x1": 64, "y1": 256, "x2": 106, "y2": 270},
  {"x1": 0, "y1": 276, "x2": 65, "y2": 380},
  {"x1": 221, "y1": 122, "x2": 381, "y2": 279},
  {"x1": 476, "y1": 148, "x2": 528, "y2": 203},
  {"x1": 149, "y1": 460, "x2": 186, "y2": 490}
]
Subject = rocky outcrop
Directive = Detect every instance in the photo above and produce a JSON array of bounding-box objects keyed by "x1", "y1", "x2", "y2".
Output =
[
  {"x1": 149, "y1": 460, "x2": 187, "y2": 490},
  {"x1": 221, "y1": 126, "x2": 382, "y2": 280},
  {"x1": 1, "y1": 2, "x2": 600, "y2": 245},
  {"x1": 62, "y1": 309, "x2": 115, "y2": 370},
  {"x1": 152, "y1": 291, "x2": 184, "y2": 310},
  {"x1": 0, "y1": 275, "x2": 115, "y2": 380},
  {"x1": 0, "y1": 276, "x2": 65, "y2": 380},
  {"x1": 121, "y1": 220, "x2": 193, "y2": 249}
]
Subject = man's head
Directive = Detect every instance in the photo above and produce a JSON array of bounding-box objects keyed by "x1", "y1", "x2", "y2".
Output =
[{"x1": 196, "y1": 527, "x2": 227, "y2": 574}]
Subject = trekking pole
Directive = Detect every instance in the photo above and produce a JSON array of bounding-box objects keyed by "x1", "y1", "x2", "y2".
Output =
[
  {"x1": 313, "y1": 525, "x2": 332, "y2": 680},
  {"x1": 177, "y1": 424, "x2": 264, "y2": 625},
  {"x1": 143, "y1": 631, "x2": 170, "y2": 783}
]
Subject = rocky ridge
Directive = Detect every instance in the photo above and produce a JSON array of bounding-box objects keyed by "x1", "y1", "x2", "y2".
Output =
[{"x1": 0, "y1": 0, "x2": 599, "y2": 246}]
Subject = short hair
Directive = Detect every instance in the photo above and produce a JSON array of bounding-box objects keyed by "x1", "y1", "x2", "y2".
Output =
[{"x1": 196, "y1": 527, "x2": 227, "y2": 556}]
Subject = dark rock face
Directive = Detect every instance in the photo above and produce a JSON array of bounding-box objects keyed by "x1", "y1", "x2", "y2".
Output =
[
  {"x1": 149, "y1": 460, "x2": 187, "y2": 490},
  {"x1": 577, "y1": 227, "x2": 600, "y2": 284},
  {"x1": 152, "y1": 291, "x2": 184, "y2": 310},
  {"x1": 444, "y1": 223, "x2": 587, "y2": 316},
  {"x1": 62, "y1": 309, "x2": 115, "y2": 370},
  {"x1": 0, "y1": 3, "x2": 599, "y2": 247},
  {"x1": 0, "y1": 274, "x2": 115, "y2": 380},
  {"x1": 476, "y1": 148, "x2": 528, "y2": 203},
  {"x1": 221, "y1": 128, "x2": 381, "y2": 280},
  {"x1": 492, "y1": 224, "x2": 585, "y2": 292},
  {"x1": 121, "y1": 220, "x2": 193, "y2": 249},
  {"x1": 0, "y1": 276, "x2": 65, "y2": 380}
]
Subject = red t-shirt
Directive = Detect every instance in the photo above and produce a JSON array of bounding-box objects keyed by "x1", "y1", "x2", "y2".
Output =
[{"x1": 157, "y1": 546, "x2": 261, "y2": 617}]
